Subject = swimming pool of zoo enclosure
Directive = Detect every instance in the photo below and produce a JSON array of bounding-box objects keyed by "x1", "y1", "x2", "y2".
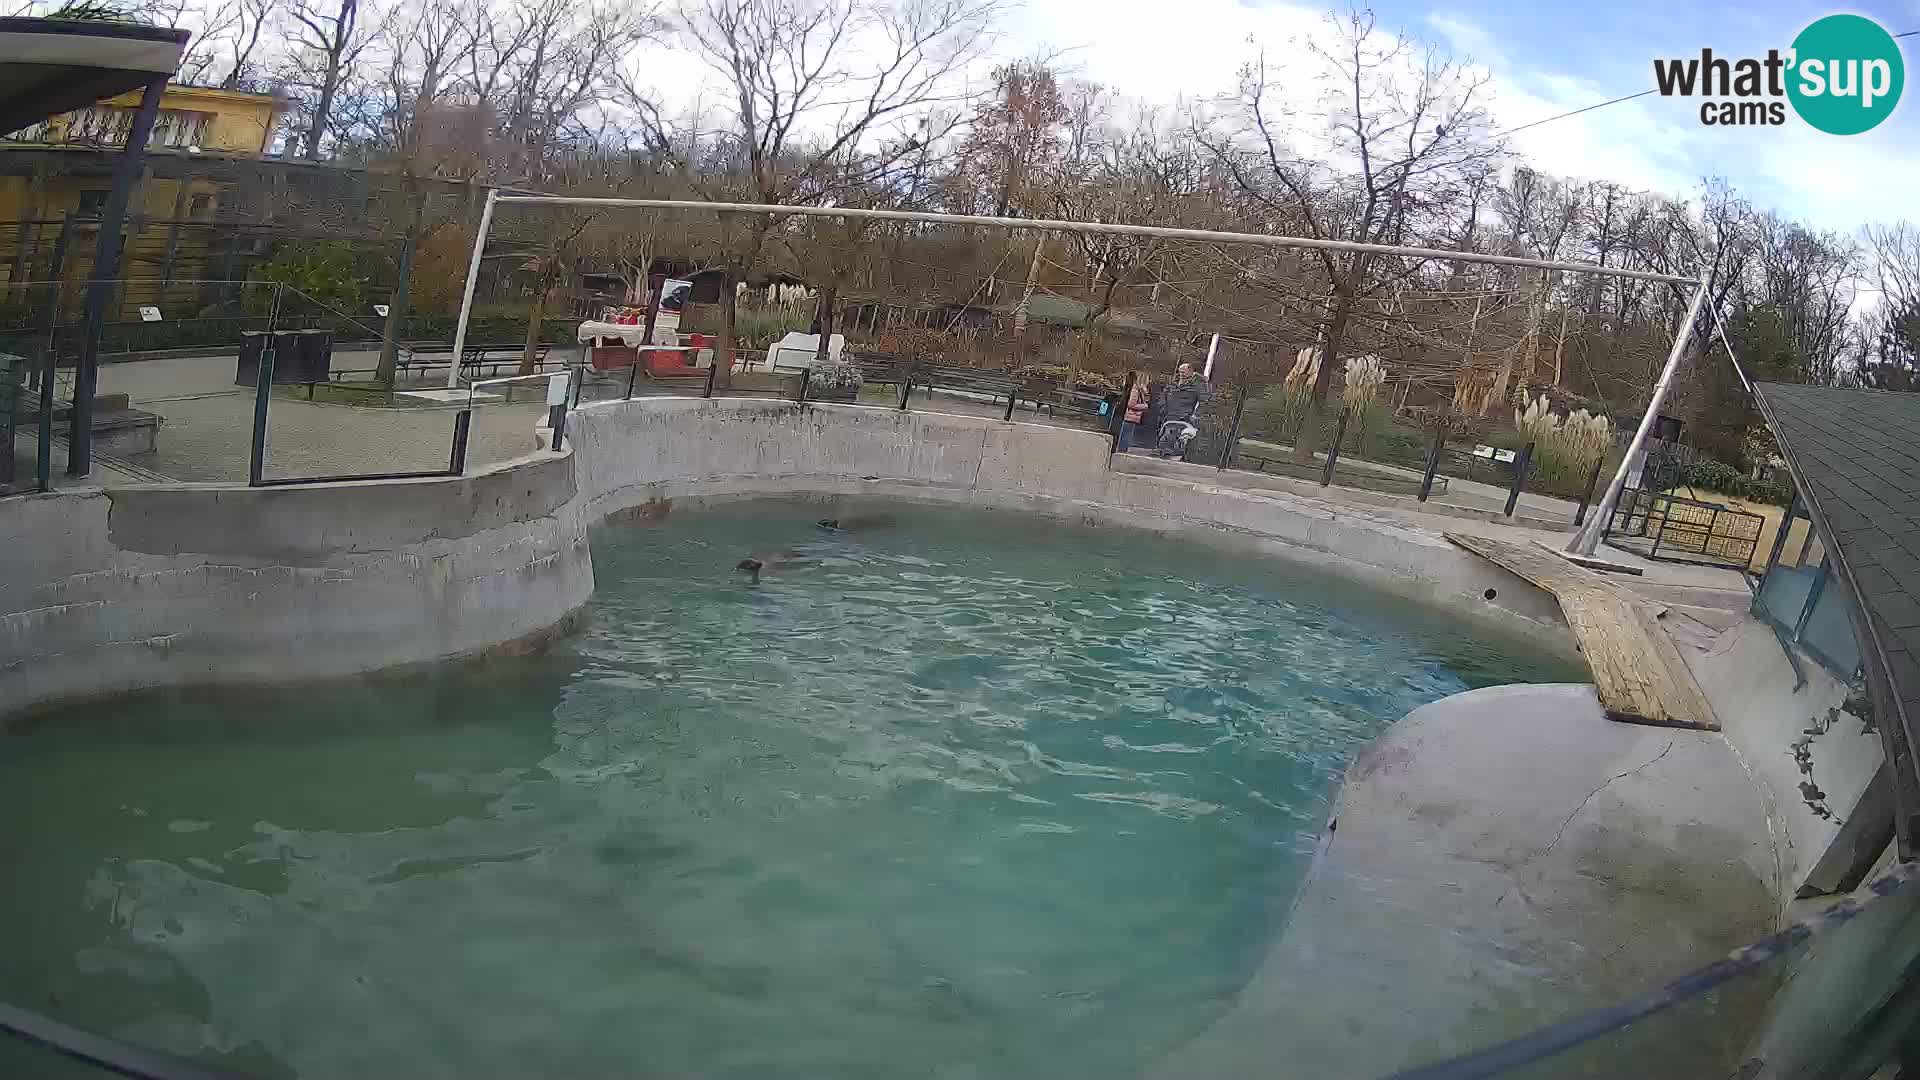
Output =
[{"x1": 7, "y1": 202, "x2": 1913, "y2": 1078}]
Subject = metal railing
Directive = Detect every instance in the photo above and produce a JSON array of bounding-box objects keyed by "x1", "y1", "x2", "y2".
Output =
[
  {"x1": 579, "y1": 338, "x2": 1116, "y2": 431},
  {"x1": 1178, "y1": 387, "x2": 1613, "y2": 527},
  {"x1": 1604, "y1": 489, "x2": 1766, "y2": 571}
]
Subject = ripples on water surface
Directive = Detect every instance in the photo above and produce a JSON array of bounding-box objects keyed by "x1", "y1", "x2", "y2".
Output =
[{"x1": 0, "y1": 502, "x2": 1574, "y2": 1077}]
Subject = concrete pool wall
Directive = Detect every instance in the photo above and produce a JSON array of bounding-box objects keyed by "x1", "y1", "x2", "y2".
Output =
[
  {"x1": 1, "y1": 396, "x2": 1577, "y2": 718},
  {"x1": 567, "y1": 397, "x2": 1575, "y2": 653},
  {"x1": 3, "y1": 394, "x2": 1895, "y2": 1073},
  {"x1": 0, "y1": 452, "x2": 592, "y2": 718}
]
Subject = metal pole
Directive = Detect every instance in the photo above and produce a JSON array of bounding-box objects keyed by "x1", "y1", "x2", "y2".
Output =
[
  {"x1": 38, "y1": 213, "x2": 72, "y2": 380},
  {"x1": 448, "y1": 409, "x2": 471, "y2": 474},
  {"x1": 1572, "y1": 459, "x2": 1605, "y2": 527},
  {"x1": 1419, "y1": 422, "x2": 1446, "y2": 502},
  {"x1": 703, "y1": 359, "x2": 718, "y2": 398},
  {"x1": 1110, "y1": 372, "x2": 1136, "y2": 452},
  {"x1": 35, "y1": 345, "x2": 54, "y2": 492},
  {"x1": 70, "y1": 75, "x2": 166, "y2": 477},
  {"x1": 1218, "y1": 385, "x2": 1249, "y2": 470},
  {"x1": 796, "y1": 368, "x2": 811, "y2": 404},
  {"x1": 492, "y1": 196, "x2": 1698, "y2": 286},
  {"x1": 625, "y1": 274, "x2": 662, "y2": 400},
  {"x1": 1003, "y1": 387, "x2": 1017, "y2": 422},
  {"x1": 1505, "y1": 441, "x2": 1535, "y2": 517},
  {"x1": 248, "y1": 345, "x2": 274, "y2": 486},
  {"x1": 1649, "y1": 496, "x2": 1674, "y2": 558},
  {"x1": 898, "y1": 373, "x2": 913, "y2": 410},
  {"x1": 1569, "y1": 279, "x2": 1710, "y2": 555},
  {"x1": 1201, "y1": 332, "x2": 1221, "y2": 380},
  {"x1": 1321, "y1": 410, "x2": 1349, "y2": 486},
  {"x1": 1763, "y1": 490, "x2": 1799, "y2": 570},
  {"x1": 447, "y1": 188, "x2": 498, "y2": 389}
]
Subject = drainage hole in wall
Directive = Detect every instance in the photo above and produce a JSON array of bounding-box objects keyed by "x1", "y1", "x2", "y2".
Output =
[{"x1": 1483, "y1": 588, "x2": 1498, "y2": 601}]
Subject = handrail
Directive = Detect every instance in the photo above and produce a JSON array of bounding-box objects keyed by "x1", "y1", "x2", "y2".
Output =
[
  {"x1": 466, "y1": 369, "x2": 568, "y2": 409},
  {"x1": 0, "y1": 1001, "x2": 248, "y2": 1080}
]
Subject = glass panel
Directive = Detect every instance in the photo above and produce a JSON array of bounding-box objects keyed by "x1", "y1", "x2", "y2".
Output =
[
  {"x1": 1758, "y1": 562, "x2": 1820, "y2": 633},
  {"x1": 1799, "y1": 572, "x2": 1862, "y2": 676}
]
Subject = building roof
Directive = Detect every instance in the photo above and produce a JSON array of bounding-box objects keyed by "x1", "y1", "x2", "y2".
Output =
[
  {"x1": 0, "y1": 17, "x2": 187, "y2": 138},
  {"x1": 1753, "y1": 381, "x2": 1920, "y2": 849}
]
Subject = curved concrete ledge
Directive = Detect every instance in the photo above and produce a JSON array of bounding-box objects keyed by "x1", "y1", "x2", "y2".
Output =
[
  {"x1": 2, "y1": 395, "x2": 1573, "y2": 719},
  {"x1": 1154, "y1": 683, "x2": 1778, "y2": 1079},
  {"x1": 568, "y1": 397, "x2": 1577, "y2": 657},
  {"x1": 0, "y1": 451, "x2": 593, "y2": 719}
]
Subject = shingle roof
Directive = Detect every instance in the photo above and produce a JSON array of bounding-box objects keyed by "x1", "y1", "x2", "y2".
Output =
[{"x1": 1754, "y1": 381, "x2": 1920, "y2": 848}]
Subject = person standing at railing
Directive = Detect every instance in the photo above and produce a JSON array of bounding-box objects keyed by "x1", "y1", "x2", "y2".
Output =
[
  {"x1": 1156, "y1": 363, "x2": 1206, "y2": 458},
  {"x1": 1118, "y1": 372, "x2": 1150, "y2": 453}
]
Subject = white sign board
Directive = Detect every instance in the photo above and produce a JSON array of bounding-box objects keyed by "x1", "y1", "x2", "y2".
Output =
[
  {"x1": 373, "y1": 304, "x2": 390, "y2": 317},
  {"x1": 546, "y1": 372, "x2": 570, "y2": 407},
  {"x1": 138, "y1": 306, "x2": 162, "y2": 322},
  {"x1": 1470, "y1": 444, "x2": 1517, "y2": 463}
]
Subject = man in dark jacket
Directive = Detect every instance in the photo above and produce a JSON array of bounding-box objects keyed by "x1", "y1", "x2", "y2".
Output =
[{"x1": 1155, "y1": 364, "x2": 1206, "y2": 457}]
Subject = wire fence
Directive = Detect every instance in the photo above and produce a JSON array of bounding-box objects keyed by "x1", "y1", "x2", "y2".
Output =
[{"x1": 0, "y1": 276, "x2": 582, "y2": 492}]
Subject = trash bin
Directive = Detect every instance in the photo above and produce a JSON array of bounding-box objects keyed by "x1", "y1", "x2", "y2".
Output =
[{"x1": 236, "y1": 329, "x2": 335, "y2": 386}]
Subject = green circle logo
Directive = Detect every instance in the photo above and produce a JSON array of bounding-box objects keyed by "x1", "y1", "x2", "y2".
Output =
[{"x1": 1787, "y1": 14, "x2": 1904, "y2": 134}]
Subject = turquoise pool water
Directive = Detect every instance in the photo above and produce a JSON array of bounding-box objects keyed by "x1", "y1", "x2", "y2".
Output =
[{"x1": 0, "y1": 502, "x2": 1574, "y2": 1077}]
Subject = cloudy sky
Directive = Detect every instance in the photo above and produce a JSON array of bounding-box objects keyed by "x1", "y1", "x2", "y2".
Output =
[{"x1": 993, "y1": 0, "x2": 1917, "y2": 233}]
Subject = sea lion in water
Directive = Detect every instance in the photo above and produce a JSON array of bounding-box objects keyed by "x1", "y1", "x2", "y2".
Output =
[
  {"x1": 816, "y1": 513, "x2": 896, "y2": 532},
  {"x1": 735, "y1": 550, "x2": 806, "y2": 583}
]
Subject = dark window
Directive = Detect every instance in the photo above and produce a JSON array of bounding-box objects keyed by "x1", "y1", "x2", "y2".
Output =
[
  {"x1": 76, "y1": 190, "x2": 109, "y2": 218},
  {"x1": 189, "y1": 194, "x2": 213, "y2": 219}
]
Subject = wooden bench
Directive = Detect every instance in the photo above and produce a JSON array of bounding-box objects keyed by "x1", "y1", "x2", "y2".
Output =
[{"x1": 395, "y1": 343, "x2": 553, "y2": 381}]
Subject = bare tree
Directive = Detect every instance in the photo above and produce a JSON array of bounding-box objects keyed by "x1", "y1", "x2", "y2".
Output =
[
  {"x1": 676, "y1": 0, "x2": 1002, "y2": 375},
  {"x1": 1202, "y1": 9, "x2": 1500, "y2": 459},
  {"x1": 286, "y1": 0, "x2": 379, "y2": 158},
  {"x1": 1858, "y1": 222, "x2": 1920, "y2": 389}
]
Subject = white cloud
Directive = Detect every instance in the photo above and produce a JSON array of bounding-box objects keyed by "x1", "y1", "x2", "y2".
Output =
[{"x1": 627, "y1": 0, "x2": 1913, "y2": 231}]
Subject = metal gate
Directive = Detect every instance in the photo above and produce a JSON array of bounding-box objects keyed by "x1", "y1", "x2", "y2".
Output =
[{"x1": 1604, "y1": 489, "x2": 1766, "y2": 571}]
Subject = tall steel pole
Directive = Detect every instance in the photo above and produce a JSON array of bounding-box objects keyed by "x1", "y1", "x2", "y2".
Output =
[
  {"x1": 1568, "y1": 278, "x2": 1710, "y2": 556},
  {"x1": 447, "y1": 188, "x2": 498, "y2": 389},
  {"x1": 489, "y1": 196, "x2": 1698, "y2": 286},
  {"x1": 69, "y1": 75, "x2": 167, "y2": 476}
]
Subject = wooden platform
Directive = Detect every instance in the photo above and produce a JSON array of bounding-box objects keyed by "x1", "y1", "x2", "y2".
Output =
[{"x1": 1447, "y1": 532, "x2": 1719, "y2": 730}]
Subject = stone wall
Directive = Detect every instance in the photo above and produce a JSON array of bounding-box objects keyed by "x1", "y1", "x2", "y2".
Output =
[
  {"x1": 0, "y1": 452, "x2": 592, "y2": 718},
  {"x1": 566, "y1": 397, "x2": 1575, "y2": 654},
  {"x1": 2, "y1": 396, "x2": 1575, "y2": 719}
]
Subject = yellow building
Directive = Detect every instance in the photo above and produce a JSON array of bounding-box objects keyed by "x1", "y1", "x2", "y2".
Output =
[
  {"x1": 1, "y1": 82, "x2": 284, "y2": 223},
  {"x1": 1, "y1": 82, "x2": 286, "y2": 313}
]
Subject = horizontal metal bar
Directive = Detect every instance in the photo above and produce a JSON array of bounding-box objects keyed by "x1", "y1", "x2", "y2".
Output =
[
  {"x1": 491, "y1": 196, "x2": 1700, "y2": 286},
  {"x1": 0, "y1": 1001, "x2": 247, "y2": 1080},
  {"x1": 468, "y1": 371, "x2": 563, "y2": 391},
  {"x1": 253, "y1": 468, "x2": 456, "y2": 486}
]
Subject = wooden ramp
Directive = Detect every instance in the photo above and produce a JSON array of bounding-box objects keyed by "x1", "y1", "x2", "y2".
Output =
[{"x1": 1447, "y1": 532, "x2": 1718, "y2": 730}]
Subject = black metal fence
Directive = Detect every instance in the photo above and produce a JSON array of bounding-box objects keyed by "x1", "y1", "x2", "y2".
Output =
[
  {"x1": 1174, "y1": 383, "x2": 1612, "y2": 527},
  {"x1": 1603, "y1": 489, "x2": 1766, "y2": 571},
  {"x1": 572, "y1": 337, "x2": 1116, "y2": 433}
]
